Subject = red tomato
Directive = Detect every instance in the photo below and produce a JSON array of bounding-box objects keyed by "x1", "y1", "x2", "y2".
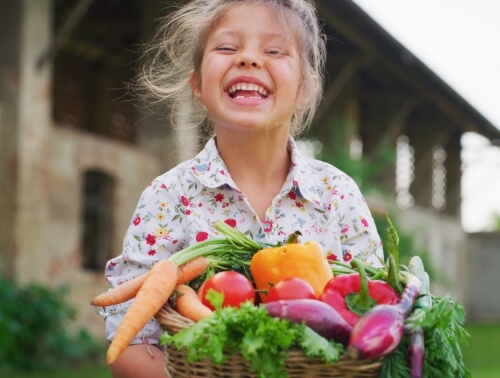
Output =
[
  {"x1": 199, "y1": 271, "x2": 255, "y2": 310},
  {"x1": 264, "y1": 277, "x2": 317, "y2": 303}
]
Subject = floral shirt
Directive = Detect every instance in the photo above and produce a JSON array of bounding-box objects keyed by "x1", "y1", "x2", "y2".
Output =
[{"x1": 99, "y1": 136, "x2": 383, "y2": 345}]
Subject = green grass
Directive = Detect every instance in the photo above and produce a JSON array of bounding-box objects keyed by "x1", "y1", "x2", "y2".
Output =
[{"x1": 463, "y1": 322, "x2": 500, "y2": 378}]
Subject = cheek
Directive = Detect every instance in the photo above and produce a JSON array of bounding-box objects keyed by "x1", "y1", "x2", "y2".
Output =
[
  {"x1": 196, "y1": 73, "x2": 214, "y2": 105},
  {"x1": 270, "y1": 61, "x2": 302, "y2": 92},
  {"x1": 198, "y1": 59, "x2": 225, "y2": 94}
]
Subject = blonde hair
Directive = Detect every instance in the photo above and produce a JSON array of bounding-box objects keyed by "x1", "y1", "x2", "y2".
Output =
[{"x1": 135, "y1": 0, "x2": 326, "y2": 138}]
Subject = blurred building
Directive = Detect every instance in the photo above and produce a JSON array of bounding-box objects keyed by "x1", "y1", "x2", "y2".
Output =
[{"x1": 1, "y1": 0, "x2": 499, "y2": 336}]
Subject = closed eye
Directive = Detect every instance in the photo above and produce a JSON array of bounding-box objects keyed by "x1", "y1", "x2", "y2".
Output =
[
  {"x1": 215, "y1": 45, "x2": 238, "y2": 52},
  {"x1": 264, "y1": 47, "x2": 288, "y2": 56}
]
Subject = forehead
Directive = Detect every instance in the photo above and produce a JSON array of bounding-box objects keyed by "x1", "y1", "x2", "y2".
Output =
[{"x1": 209, "y1": 3, "x2": 297, "y2": 42}]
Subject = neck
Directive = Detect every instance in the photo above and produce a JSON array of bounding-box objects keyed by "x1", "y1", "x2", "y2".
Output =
[
  {"x1": 215, "y1": 130, "x2": 291, "y2": 184},
  {"x1": 214, "y1": 130, "x2": 292, "y2": 221}
]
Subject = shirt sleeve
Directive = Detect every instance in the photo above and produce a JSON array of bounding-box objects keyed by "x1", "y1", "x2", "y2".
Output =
[{"x1": 99, "y1": 178, "x2": 186, "y2": 346}]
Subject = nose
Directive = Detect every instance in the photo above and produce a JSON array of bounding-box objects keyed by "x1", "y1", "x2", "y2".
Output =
[{"x1": 236, "y1": 50, "x2": 263, "y2": 68}]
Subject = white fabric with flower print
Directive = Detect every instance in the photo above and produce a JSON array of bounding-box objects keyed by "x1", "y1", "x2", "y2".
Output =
[{"x1": 101, "y1": 136, "x2": 383, "y2": 345}]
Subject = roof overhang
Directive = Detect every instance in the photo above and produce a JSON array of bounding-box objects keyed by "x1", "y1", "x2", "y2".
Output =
[{"x1": 318, "y1": 0, "x2": 500, "y2": 143}]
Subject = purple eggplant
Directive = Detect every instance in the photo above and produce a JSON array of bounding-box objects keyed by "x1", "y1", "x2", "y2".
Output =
[
  {"x1": 347, "y1": 304, "x2": 404, "y2": 359},
  {"x1": 262, "y1": 298, "x2": 352, "y2": 344},
  {"x1": 347, "y1": 274, "x2": 421, "y2": 359}
]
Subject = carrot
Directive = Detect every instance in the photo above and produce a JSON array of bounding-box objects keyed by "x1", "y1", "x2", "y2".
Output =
[
  {"x1": 177, "y1": 256, "x2": 209, "y2": 284},
  {"x1": 174, "y1": 284, "x2": 213, "y2": 322},
  {"x1": 91, "y1": 256, "x2": 208, "y2": 307},
  {"x1": 106, "y1": 259, "x2": 178, "y2": 366},
  {"x1": 95, "y1": 220, "x2": 263, "y2": 365},
  {"x1": 90, "y1": 273, "x2": 148, "y2": 307}
]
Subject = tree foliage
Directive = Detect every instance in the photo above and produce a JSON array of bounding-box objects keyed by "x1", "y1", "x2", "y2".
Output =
[{"x1": 0, "y1": 274, "x2": 105, "y2": 373}]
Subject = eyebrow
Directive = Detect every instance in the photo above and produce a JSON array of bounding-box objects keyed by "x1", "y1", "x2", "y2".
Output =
[{"x1": 211, "y1": 29, "x2": 287, "y2": 41}]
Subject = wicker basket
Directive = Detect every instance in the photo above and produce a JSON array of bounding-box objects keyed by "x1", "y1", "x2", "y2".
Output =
[{"x1": 156, "y1": 304, "x2": 383, "y2": 378}]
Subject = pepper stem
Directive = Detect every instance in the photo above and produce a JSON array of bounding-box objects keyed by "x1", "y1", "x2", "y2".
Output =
[
  {"x1": 286, "y1": 230, "x2": 302, "y2": 244},
  {"x1": 345, "y1": 259, "x2": 377, "y2": 316}
]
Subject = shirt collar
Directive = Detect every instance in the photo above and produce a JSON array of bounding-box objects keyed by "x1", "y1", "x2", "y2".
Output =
[
  {"x1": 280, "y1": 138, "x2": 322, "y2": 205},
  {"x1": 188, "y1": 136, "x2": 322, "y2": 204},
  {"x1": 188, "y1": 137, "x2": 237, "y2": 190}
]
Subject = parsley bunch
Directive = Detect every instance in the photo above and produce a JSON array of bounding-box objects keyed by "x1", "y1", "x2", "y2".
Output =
[{"x1": 160, "y1": 291, "x2": 343, "y2": 378}]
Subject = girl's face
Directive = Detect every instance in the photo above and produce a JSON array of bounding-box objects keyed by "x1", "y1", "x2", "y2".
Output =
[{"x1": 190, "y1": 4, "x2": 303, "y2": 136}]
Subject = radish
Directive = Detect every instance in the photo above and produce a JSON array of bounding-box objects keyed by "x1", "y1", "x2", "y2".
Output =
[
  {"x1": 262, "y1": 298, "x2": 352, "y2": 344},
  {"x1": 406, "y1": 256, "x2": 432, "y2": 378},
  {"x1": 408, "y1": 330, "x2": 424, "y2": 377},
  {"x1": 347, "y1": 272, "x2": 421, "y2": 359}
]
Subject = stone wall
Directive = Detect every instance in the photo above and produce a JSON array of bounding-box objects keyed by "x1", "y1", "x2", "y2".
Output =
[
  {"x1": 45, "y1": 128, "x2": 161, "y2": 336},
  {"x1": 15, "y1": 0, "x2": 53, "y2": 284},
  {"x1": 464, "y1": 232, "x2": 500, "y2": 322},
  {"x1": 397, "y1": 206, "x2": 467, "y2": 302},
  {"x1": 368, "y1": 195, "x2": 467, "y2": 302},
  {"x1": 7, "y1": 0, "x2": 166, "y2": 337},
  {"x1": 0, "y1": 1, "x2": 22, "y2": 276}
]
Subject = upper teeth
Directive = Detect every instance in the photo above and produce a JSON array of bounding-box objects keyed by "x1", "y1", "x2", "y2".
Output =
[{"x1": 228, "y1": 83, "x2": 269, "y2": 96}]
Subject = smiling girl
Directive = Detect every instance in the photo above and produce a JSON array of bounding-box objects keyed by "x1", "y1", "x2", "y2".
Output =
[{"x1": 100, "y1": 1, "x2": 384, "y2": 377}]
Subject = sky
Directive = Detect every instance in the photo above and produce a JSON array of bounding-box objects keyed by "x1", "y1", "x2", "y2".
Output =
[{"x1": 351, "y1": 0, "x2": 500, "y2": 232}]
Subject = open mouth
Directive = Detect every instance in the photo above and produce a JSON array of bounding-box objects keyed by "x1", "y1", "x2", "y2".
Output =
[{"x1": 227, "y1": 83, "x2": 269, "y2": 99}]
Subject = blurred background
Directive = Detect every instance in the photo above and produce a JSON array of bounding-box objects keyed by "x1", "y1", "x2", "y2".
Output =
[{"x1": 1, "y1": 0, "x2": 498, "y2": 376}]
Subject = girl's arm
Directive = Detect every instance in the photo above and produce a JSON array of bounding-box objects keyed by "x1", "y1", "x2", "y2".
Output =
[{"x1": 109, "y1": 344, "x2": 166, "y2": 378}]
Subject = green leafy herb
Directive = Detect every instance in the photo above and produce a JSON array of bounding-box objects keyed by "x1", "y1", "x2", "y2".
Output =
[
  {"x1": 298, "y1": 326, "x2": 342, "y2": 362},
  {"x1": 420, "y1": 296, "x2": 470, "y2": 378},
  {"x1": 160, "y1": 291, "x2": 343, "y2": 378},
  {"x1": 386, "y1": 216, "x2": 404, "y2": 295},
  {"x1": 380, "y1": 339, "x2": 411, "y2": 378}
]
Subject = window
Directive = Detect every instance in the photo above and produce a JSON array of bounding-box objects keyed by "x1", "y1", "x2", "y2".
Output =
[
  {"x1": 431, "y1": 145, "x2": 447, "y2": 211},
  {"x1": 395, "y1": 135, "x2": 415, "y2": 209},
  {"x1": 52, "y1": 0, "x2": 141, "y2": 142},
  {"x1": 81, "y1": 170, "x2": 115, "y2": 271}
]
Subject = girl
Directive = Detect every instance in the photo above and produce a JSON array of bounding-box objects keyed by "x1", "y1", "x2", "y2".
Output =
[{"x1": 100, "y1": 0, "x2": 384, "y2": 376}]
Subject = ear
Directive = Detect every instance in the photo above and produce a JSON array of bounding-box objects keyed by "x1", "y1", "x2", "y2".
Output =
[
  {"x1": 311, "y1": 74, "x2": 319, "y2": 91},
  {"x1": 188, "y1": 70, "x2": 202, "y2": 99},
  {"x1": 297, "y1": 74, "x2": 318, "y2": 108}
]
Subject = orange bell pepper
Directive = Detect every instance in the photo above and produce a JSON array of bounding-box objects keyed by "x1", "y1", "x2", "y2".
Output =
[{"x1": 250, "y1": 240, "x2": 333, "y2": 301}]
